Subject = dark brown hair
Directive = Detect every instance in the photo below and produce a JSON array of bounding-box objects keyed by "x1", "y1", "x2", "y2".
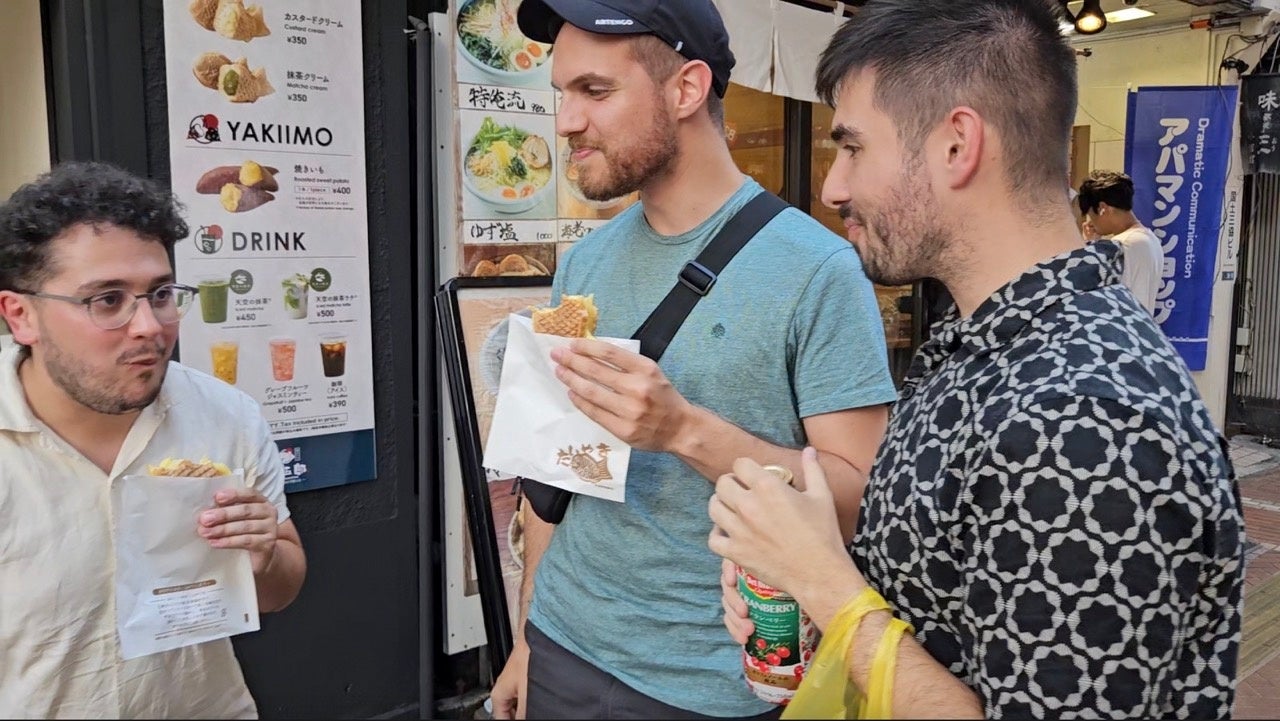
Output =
[
  {"x1": 629, "y1": 34, "x2": 725, "y2": 129},
  {"x1": 816, "y1": 0, "x2": 1077, "y2": 196},
  {"x1": 1077, "y1": 170, "x2": 1136, "y2": 215},
  {"x1": 0, "y1": 161, "x2": 188, "y2": 293}
]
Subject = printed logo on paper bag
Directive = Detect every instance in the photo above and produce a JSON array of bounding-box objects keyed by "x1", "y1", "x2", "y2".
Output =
[{"x1": 557, "y1": 444, "x2": 613, "y2": 483}]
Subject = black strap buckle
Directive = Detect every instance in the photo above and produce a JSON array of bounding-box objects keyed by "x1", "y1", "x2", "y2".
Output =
[{"x1": 678, "y1": 261, "x2": 717, "y2": 296}]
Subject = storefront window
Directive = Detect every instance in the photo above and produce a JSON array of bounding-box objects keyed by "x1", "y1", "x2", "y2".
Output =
[
  {"x1": 721, "y1": 84, "x2": 922, "y2": 385},
  {"x1": 811, "y1": 104, "x2": 916, "y2": 382},
  {"x1": 724, "y1": 83, "x2": 785, "y2": 195}
]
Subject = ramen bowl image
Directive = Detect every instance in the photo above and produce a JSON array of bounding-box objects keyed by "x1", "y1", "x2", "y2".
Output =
[
  {"x1": 463, "y1": 116, "x2": 554, "y2": 214},
  {"x1": 456, "y1": 0, "x2": 552, "y2": 84}
]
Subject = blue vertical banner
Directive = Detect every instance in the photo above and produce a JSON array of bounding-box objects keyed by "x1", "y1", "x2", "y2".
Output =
[{"x1": 1125, "y1": 85, "x2": 1237, "y2": 371}]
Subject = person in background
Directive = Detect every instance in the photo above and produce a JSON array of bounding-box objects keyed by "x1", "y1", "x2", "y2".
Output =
[
  {"x1": 489, "y1": 0, "x2": 898, "y2": 718},
  {"x1": 1078, "y1": 169, "x2": 1165, "y2": 314},
  {"x1": 0, "y1": 162, "x2": 306, "y2": 719},
  {"x1": 710, "y1": 0, "x2": 1243, "y2": 718}
]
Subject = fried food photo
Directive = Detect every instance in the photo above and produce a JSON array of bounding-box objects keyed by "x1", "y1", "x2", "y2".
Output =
[
  {"x1": 531, "y1": 295, "x2": 597, "y2": 338},
  {"x1": 469, "y1": 254, "x2": 549, "y2": 278},
  {"x1": 147, "y1": 457, "x2": 232, "y2": 478}
]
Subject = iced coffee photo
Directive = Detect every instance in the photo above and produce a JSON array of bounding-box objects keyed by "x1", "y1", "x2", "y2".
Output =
[
  {"x1": 198, "y1": 276, "x2": 229, "y2": 324},
  {"x1": 210, "y1": 340, "x2": 239, "y2": 385},
  {"x1": 282, "y1": 274, "x2": 309, "y2": 320},
  {"x1": 268, "y1": 337, "x2": 296, "y2": 382},
  {"x1": 319, "y1": 333, "x2": 346, "y2": 378}
]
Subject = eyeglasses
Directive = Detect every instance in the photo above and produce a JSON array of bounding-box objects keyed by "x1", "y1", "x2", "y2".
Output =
[{"x1": 20, "y1": 283, "x2": 199, "y2": 330}]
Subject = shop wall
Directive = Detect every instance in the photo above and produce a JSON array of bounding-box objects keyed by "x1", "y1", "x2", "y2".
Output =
[
  {"x1": 1073, "y1": 27, "x2": 1219, "y2": 171},
  {"x1": 0, "y1": 0, "x2": 49, "y2": 382},
  {"x1": 1071, "y1": 25, "x2": 1246, "y2": 428},
  {"x1": 0, "y1": 0, "x2": 51, "y2": 199}
]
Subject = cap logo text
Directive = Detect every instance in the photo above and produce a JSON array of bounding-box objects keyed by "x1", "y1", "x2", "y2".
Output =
[{"x1": 595, "y1": 18, "x2": 634, "y2": 26}]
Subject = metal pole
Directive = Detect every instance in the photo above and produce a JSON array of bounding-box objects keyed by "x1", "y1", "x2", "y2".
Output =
[{"x1": 410, "y1": 14, "x2": 438, "y2": 720}]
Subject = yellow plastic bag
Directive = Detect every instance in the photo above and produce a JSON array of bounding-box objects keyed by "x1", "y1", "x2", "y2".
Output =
[{"x1": 782, "y1": 588, "x2": 913, "y2": 720}]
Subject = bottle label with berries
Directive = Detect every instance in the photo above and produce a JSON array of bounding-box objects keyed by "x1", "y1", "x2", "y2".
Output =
[{"x1": 738, "y1": 567, "x2": 817, "y2": 705}]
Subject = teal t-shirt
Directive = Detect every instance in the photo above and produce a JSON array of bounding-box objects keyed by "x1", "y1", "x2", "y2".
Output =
[{"x1": 528, "y1": 178, "x2": 897, "y2": 716}]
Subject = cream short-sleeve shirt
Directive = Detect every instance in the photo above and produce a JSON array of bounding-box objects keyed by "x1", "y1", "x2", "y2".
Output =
[
  {"x1": 0, "y1": 345, "x2": 290, "y2": 719},
  {"x1": 1110, "y1": 224, "x2": 1164, "y2": 314}
]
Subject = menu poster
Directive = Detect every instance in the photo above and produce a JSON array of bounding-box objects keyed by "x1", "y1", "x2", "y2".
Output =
[
  {"x1": 450, "y1": 0, "x2": 638, "y2": 282},
  {"x1": 455, "y1": 288, "x2": 553, "y2": 634},
  {"x1": 459, "y1": 108, "x2": 557, "y2": 231},
  {"x1": 440, "y1": 0, "x2": 643, "y2": 655},
  {"x1": 163, "y1": 0, "x2": 376, "y2": 492}
]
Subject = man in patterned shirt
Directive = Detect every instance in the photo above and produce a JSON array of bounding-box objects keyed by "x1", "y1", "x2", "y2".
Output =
[{"x1": 709, "y1": 0, "x2": 1244, "y2": 717}]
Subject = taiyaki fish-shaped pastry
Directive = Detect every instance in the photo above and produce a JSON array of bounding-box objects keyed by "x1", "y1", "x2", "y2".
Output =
[
  {"x1": 192, "y1": 52, "x2": 231, "y2": 89},
  {"x1": 218, "y1": 57, "x2": 274, "y2": 103},
  {"x1": 189, "y1": 0, "x2": 222, "y2": 30},
  {"x1": 147, "y1": 457, "x2": 232, "y2": 477},
  {"x1": 214, "y1": 0, "x2": 270, "y2": 41},
  {"x1": 531, "y1": 295, "x2": 597, "y2": 338}
]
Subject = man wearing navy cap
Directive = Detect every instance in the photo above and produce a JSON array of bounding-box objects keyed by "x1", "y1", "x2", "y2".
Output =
[{"x1": 494, "y1": 1, "x2": 897, "y2": 718}]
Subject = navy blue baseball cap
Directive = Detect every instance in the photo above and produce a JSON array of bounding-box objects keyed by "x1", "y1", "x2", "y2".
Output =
[{"x1": 517, "y1": 0, "x2": 736, "y2": 97}]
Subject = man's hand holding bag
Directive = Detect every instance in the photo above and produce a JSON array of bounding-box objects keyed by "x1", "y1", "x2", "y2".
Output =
[{"x1": 484, "y1": 295, "x2": 636, "y2": 512}]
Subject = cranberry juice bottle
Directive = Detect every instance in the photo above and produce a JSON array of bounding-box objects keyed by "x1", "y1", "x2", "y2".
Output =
[{"x1": 737, "y1": 465, "x2": 818, "y2": 705}]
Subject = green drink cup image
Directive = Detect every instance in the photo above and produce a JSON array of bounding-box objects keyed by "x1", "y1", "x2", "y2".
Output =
[
  {"x1": 282, "y1": 274, "x2": 309, "y2": 320},
  {"x1": 198, "y1": 277, "x2": 230, "y2": 324}
]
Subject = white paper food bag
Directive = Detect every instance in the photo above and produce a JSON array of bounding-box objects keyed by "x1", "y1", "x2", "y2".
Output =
[
  {"x1": 113, "y1": 470, "x2": 259, "y2": 660},
  {"x1": 483, "y1": 314, "x2": 638, "y2": 503}
]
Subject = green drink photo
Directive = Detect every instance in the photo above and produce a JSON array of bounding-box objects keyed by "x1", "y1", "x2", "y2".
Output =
[
  {"x1": 198, "y1": 277, "x2": 230, "y2": 324},
  {"x1": 282, "y1": 274, "x2": 310, "y2": 320}
]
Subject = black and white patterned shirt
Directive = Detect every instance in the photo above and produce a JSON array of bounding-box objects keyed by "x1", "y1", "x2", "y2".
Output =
[{"x1": 854, "y1": 242, "x2": 1244, "y2": 719}]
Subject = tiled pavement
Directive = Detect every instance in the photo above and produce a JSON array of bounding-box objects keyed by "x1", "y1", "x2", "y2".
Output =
[{"x1": 1231, "y1": 436, "x2": 1280, "y2": 719}]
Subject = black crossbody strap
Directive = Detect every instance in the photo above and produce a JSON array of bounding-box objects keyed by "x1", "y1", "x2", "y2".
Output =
[{"x1": 632, "y1": 191, "x2": 789, "y2": 361}]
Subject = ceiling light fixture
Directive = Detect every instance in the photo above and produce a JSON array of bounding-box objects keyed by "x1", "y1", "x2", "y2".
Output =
[
  {"x1": 1074, "y1": 0, "x2": 1107, "y2": 34},
  {"x1": 1106, "y1": 7, "x2": 1155, "y2": 23}
]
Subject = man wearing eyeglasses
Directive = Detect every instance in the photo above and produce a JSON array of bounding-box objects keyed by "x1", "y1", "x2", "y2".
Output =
[{"x1": 0, "y1": 162, "x2": 306, "y2": 719}]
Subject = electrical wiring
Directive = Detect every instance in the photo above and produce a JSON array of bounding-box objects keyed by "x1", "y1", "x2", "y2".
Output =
[
  {"x1": 1208, "y1": 26, "x2": 1280, "y2": 266},
  {"x1": 1076, "y1": 101, "x2": 1125, "y2": 138},
  {"x1": 1214, "y1": 29, "x2": 1280, "y2": 370},
  {"x1": 1217, "y1": 29, "x2": 1277, "y2": 81}
]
